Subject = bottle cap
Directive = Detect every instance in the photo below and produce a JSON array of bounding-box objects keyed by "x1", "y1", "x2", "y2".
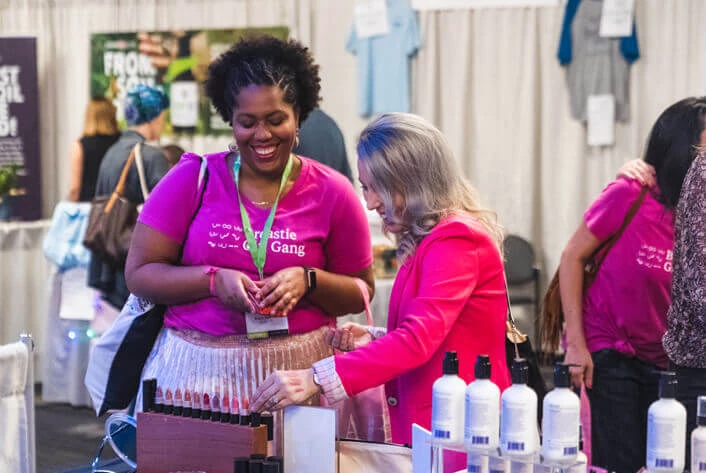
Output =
[
  {"x1": 553, "y1": 363, "x2": 571, "y2": 388},
  {"x1": 263, "y1": 414, "x2": 275, "y2": 441},
  {"x1": 262, "y1": 461, "x2": 280, "y2": 473},
  {"x1": 233, "y1": 457, "x2": 249, "y2": 473},
  {"x1": 442, "y1": 351, "x2": 459, "y2": 375},
  {"x1": 251, "y1": 412, "x2": 262, "y2": 427},
  {"x1": 250, "y1": 454, "x2": 267, "y2": 461},
  {"x1": 698, "y1": 396, "x2": 706, "y2": 426},
  {"x1": 658, "y1": 371, "x2": 677, "y2": 399},
  {"x1": 474, "y1": 355, "x2": 491, "y2": 379},
  {"x1": 249, "y1": 459, "x2": 264, "y2": 473},
  {"x1": 511, "y1": 358, "x2": 528, "y2": 384},
  {"x1": 578, "y1": 423, "x2": 584, "y2": 450},
  {"x1": 267, "y1": 456, "x2": 283, "y2": 468}
]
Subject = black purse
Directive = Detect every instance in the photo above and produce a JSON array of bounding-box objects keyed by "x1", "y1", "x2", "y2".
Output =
[{"x1": 505, "y1": 282, "x2": 548, "y2": 423}]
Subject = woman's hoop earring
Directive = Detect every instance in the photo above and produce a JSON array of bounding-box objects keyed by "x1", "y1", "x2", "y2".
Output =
[
  {"x1": 294, "y1": 133, "x2": 300, "y2": 148},
  {"x1": 228, "y1": 142, "x2": 239, "y2": 153}
]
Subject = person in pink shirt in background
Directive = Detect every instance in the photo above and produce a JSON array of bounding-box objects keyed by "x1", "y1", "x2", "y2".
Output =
[
  {"x1": 125, "y1": 36, "x2": 374, "y2": 455},
  {"x1": 556, "y1": 97, "x2": 706, "y2": 473},
  {"x1": 252, "y1": 113, "x2": 511, "y2": 472}
]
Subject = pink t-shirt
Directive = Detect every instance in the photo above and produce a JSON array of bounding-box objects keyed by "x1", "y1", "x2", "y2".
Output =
[
  {"x1": 138, "y1": 151, "x2": 373, "y2": 336},
  {"x1": 582, "y1": 178, "x2": 673, "y2": 368}
]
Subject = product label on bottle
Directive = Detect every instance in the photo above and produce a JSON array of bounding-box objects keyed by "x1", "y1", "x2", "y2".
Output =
[
  {"x1": 501, "y1": 398, "x2": 534, "y2": 453},
  {"x1": 170, "y1": 81, "x2": 199, "y2": 127},
  {"x1": 542, "y1": 403, "x2": 579, "y2": 458},
  {"x1": 432, "y1": 390, "x2": 465, "y2": 443},
  {"x1": 692, "y1": 436, "x2": 706, "y2": 471},
  {"x1": 465, "y1": 396, "x2": 495, "y2": 446},
  {"x1": 647, "y1": 413, "x2": 683, "y2": 470}
]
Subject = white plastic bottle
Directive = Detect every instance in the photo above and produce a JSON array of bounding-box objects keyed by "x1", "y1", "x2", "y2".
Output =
[
  {"x1": 465, "y1": 354, "x2": 501, "y2": 453},
  {"x1": 567, "y1": 425, "x2": 588, "y2": 473},
  {"x1": 541, "y1": 364, "x2": 580, "y2": 466},
  {"x1": 467, "y1": 452, "x2": 490, "y2": 473},
  {"x1": 691, "y1": 396, "x2": 706, "y2": 473},
  {"x1": 500, "y1": 358, "x2": 538, "y2": 459},
  {"x1": 432, "y1": 351, "x2": 466, "y2": 445},
  {"x1": 489, "y1": 454, "x2": 509, "y2": 473},
  {"x1": 646, "y1": 371, "x2": 687, "y2": 473}
]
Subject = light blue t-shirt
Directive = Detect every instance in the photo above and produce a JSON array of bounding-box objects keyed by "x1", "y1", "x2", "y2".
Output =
[{"x1": 346, "y1": 0, "x2": 421, "y2": 118}]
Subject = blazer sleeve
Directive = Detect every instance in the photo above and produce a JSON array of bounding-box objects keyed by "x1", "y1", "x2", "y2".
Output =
[{"x1": 332, "y1": 230, "x2": 481, "y2": 396}]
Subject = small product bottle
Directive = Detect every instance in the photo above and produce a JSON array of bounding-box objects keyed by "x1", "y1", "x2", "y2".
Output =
[
  {"x1": 431, "y1": 351, "x2": 467, "y2": 444},
  {"x1": 541, "y1": 364, "x2": 580, "y2": 466},
  {"x1": 465, "y1": 355, "x2": 501, "y2": 453},
  {"x1": 262, "y1": 461, "x2": 280, "y2": 473},
  {"x1": 169, "y1": 34, "x2": 198, "y2": 135},
  {"x1": 489, "y1": 454, "x2": 509, "y2": 473},
  {"x1": 468, "y1": 452, "x2": 490, "y2": 473},
  {"x1": 500, "y1": 359, "x2": 538, "y2": 459},
  {"x1": 646, "y1": 371, "x2": 687, "y2": 473},
  {"x1": 266, "y1": 456, "x2": 283, "y2": 473},
  {"x1": 233, "y1": 456, "x2": 249, "y2": 473},
  {"x1": 691, "y1": 396, "x2": 706, "y2": 473}
]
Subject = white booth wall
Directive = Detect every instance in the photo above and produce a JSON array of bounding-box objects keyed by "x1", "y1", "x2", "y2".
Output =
[{"x1": 1, "y1": 0, "x2": 705, "y2": 362}]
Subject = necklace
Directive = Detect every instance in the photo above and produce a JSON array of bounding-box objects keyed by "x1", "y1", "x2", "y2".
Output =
[{"x1": 251, "y1": 200, "x2": 273, "y2": 207}]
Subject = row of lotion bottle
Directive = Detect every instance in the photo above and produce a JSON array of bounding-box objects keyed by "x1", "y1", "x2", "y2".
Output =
[
  {"x1": 433, "y1": 354, "x2": 584, "y2": 470},
  {"x1": 646, "y1": 372, "x2": 686, "y2": 473}
]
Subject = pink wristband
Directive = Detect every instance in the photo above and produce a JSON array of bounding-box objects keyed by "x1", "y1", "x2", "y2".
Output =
[{"x1": 204, "y1": 267, "x2": 219, "y2": 296}]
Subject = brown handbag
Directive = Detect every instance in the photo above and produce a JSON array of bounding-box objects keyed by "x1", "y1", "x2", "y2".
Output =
[
  {"x1": 540, "y1": 186, "x2": 648, "y2": 354},
  {"x1": 83, "y1": 144, "x2": 146, "y2": 269}
]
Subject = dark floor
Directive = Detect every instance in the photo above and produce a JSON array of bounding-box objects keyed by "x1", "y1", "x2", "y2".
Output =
[{"x1": 36, "y1": 395, "x2": 132, "y2": 473}]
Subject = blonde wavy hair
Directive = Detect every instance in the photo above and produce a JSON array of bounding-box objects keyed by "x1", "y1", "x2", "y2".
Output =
[{"x1": 357, "y1": 113, "x2": 504, "y2": 263}]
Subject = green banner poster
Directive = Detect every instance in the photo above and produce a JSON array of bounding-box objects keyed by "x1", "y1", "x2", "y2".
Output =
[{"x1": 90, "y1": 27, "x2": 288, "y2": 136}]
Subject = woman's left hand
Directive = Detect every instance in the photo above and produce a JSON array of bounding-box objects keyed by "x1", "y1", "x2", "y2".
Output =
[
  {"x1": 617, "y1": 159, "x2": 656, "y2": 187},
  {"x1": 250, "y1": 368, "x2": 320, "y2": 412},
  {"x1": 254, "y1": 267, "x2": 308, "y2": 316}
]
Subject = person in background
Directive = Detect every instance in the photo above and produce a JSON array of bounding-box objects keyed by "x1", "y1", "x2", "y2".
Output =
[
  {"x1": 87, "y1": 84, "x2": 170, "y2": 314},
  {"x1": 623, "y1": 148, "x2": 706, "y2": 466},
  {"x1": 67, "y1": 98, "x2": 120, "y2": 202},
  {"x1": 555, "y1": 97, "x2": 706, "y2": 473},
  {"x1": 162, "y1": 143, "x2": 185, "y2": 168},
  {"x1": 294, "y1": 108, "x2": 352, "y2": 181},
  {"x1": 252, "y1": 113, "x2": 511, "y2": 472},
  {"x1": 125, "y1": 36, "x2": 374, "y2": 455}
]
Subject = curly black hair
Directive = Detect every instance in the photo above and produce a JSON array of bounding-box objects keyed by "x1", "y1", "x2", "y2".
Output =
[{"x1": 205, "y1": 35, "x2": 321, "y2": 126}]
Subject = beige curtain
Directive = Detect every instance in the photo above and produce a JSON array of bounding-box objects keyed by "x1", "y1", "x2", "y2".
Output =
[{"x1": 0, "y1": 0, "x2": 704, "y2": 279}]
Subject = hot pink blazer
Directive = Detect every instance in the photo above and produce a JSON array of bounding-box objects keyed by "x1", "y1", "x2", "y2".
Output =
[{"x1": 333, "y1": 213, "x2": 511, "y2": 445}]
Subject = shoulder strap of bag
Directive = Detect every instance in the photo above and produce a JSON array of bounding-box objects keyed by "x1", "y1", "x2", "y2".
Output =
[
  {"x1": 504, "y1": 278, "x2": 523, "y2": 360},
  {"x1": 591, "y1": 185, "x2": 648, "y2": 269},
  {"x1": 113, "y1": 147, "x2": 137, "y2": 198},
  {"x1": 134, "y1": 143, "x2": 150, "y2": 201}
]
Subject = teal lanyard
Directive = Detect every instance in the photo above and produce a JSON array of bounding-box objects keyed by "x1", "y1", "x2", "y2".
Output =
[{"x1": 233, "y1": 154, "x2": 294, "y2": 280}]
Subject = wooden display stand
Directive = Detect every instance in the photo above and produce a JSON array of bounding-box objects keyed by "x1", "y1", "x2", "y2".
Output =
[{"x1": 137, "y1": 412, "x2": 268, "y2": 473}]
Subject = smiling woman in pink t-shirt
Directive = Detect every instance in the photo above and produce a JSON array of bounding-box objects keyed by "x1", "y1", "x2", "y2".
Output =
[
  {"x1": 124, "y1": 36, "x2": 373, "y2": 455},
  {"x1": 553, "y1": 97, "x2": 706, "y2": 473}
]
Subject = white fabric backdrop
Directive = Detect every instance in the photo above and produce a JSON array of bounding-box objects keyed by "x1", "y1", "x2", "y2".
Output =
[{"x1": 0, "y1": 0, "x2": 704, "y2": 287}]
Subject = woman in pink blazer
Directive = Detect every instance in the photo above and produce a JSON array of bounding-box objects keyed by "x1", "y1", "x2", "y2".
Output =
[{"x1": 252, "y1": 113, "x2": 511, "y2": 468}]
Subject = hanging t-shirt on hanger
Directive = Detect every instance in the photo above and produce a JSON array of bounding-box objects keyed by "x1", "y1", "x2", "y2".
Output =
[
  {"x1": 346, "y1": 0, "x2": 421, "y2": 118},
  {"x1": 557, "y1": 0, "x2": 640, "y2": 123}
]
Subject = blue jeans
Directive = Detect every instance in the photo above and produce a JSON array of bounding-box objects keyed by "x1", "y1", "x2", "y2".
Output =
[
  {"x1": 587, "y1": 349, "x2": 660, "y2": 473},
  {"x1": 672, "y1": 363, "x2": 706, "y2": 467}
]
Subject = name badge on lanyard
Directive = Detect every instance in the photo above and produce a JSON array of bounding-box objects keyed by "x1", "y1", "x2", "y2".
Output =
[{"x1": 233, "y1": 153, "x2": 294, "y2": 339}]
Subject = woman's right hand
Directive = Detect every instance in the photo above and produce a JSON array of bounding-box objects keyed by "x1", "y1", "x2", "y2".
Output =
[
  {"x1": 212, "y1": 268, "x2": 259, "y2": 313},
  {"x1": 564, "y1": 342, "x2": 594, "y2": 389},
  {"x1": 323, "y1": 322, "x2": 373, "y2": 352}
]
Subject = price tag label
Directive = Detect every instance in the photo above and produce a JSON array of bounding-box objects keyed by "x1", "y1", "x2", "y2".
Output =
[{"x1": 354, "y1": 0, "x2": 390, "y2": 39}]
